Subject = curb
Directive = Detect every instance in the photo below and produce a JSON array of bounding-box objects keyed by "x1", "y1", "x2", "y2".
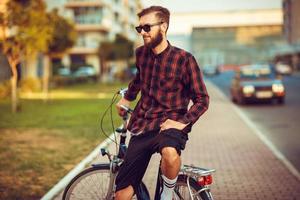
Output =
[{"x1": 41, "y1": 133, "x2": 116, "y2": 200}]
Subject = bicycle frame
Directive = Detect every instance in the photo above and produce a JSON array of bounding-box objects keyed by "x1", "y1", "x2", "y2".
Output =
[
  {"x1": 97, "y1": 105, "x2": 151, "y2": 200},
  {"x1": 97, "y1": 118, "x2": 129, "y2": 199}
]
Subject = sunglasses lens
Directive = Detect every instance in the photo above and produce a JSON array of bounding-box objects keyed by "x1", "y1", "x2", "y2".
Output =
[
  {"x1": 143, "y1": 25, "x2": 151, "y2": 32},
  {"x1": 135, "y1": 26, "x2": 142, "y2": 33}
]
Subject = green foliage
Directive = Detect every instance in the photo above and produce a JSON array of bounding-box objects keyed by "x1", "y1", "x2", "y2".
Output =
[
  {"x1": 99, "y1": 34, "x2": 134, "y2": 61},
  {"x1": 47, "y1": 9, "x2": 77, "y2": 54},
  {"x1": 4, "y1": 0, "x2": 53, "y2": 58},
  {"x1": 0, "y1": 78, "x2": 42, "y2": 98},
  {"x1": 19, "y1": 77, "x2": 41, "y2": 93},
  {"x1": 0, "y1": 12, "x2": 4, "y2": 25},
  {"x1": 0, "y1": 80, "x2": 11, "y2": 98}
]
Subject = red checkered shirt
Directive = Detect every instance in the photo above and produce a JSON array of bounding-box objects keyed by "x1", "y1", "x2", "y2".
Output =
[{"x1": 124, "y1": 42, "x2": 209, "y2": 134}]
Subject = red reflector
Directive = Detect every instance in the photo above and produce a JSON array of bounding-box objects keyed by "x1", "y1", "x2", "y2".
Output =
[
  {"x1": 198, "y1": 175, "x2": 213, "y2": 186},
  {"x1": 198, "y1": 176, "x2": 205, "y2": 186},
  {"x1": 205, "y1": 175, "x2": 213, "y2": 185},
  {"x1": 275, "y1": 91, "x2": 285, "y2": 96}
]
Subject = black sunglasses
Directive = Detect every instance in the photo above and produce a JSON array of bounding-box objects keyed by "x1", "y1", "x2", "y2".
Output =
[{"x1": 135, "y1": 22, "x2": 163, "y2": 33}]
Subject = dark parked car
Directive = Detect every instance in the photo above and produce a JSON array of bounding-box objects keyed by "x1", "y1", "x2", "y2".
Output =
[
  {"x1": 73, "y1": 66, "x2": 97, "y2": 82},
  {"x1": 230, "y1": 64, "x2": 285, "y2": 104},
  {"x1": 57, "y1": 68, "x2": 71, "y2": 76}
]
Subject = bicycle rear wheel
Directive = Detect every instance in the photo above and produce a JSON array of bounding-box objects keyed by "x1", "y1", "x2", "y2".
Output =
[
  {"x1": 173, "y1": 175, "x2": 213, "y2": 200},
  {"x1": 62, "y1": 164, "x2": 112, "y2": 200}
]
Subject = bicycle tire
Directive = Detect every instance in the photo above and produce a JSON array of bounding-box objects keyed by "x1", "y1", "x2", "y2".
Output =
[
  {"x1": 174, "y1": 175, "x2": 213, "y2": 200},
  {"x1": 62, "y1": 164, "x2": 150, "y2": 200},
  {"x1": 62, "y1": 164, "x2": 112, "y2": 200}
]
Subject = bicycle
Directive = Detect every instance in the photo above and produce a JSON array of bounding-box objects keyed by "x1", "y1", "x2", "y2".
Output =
[{"x1": 62, "y1": 89, "x2": 215, "y2": 200}]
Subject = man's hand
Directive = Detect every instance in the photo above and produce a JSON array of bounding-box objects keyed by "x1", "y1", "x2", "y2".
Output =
[
  {"x1": 116, "y1": 98, "x2": 131, "y2": 116},
  {"x1": 160, "y1": 119, "x2": 188, "y2": 132}
]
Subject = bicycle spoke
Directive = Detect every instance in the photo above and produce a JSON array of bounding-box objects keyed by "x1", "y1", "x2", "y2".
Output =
[{"x1": 64, "y1": 168, "x2": 111, "y2": 200}]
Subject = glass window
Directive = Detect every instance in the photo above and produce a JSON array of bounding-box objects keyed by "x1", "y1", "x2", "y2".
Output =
[
  {"x1": 74, "y1": 7, "x2": 103, "y2": 24},
  {"x1": 240, "y1": 65, "x2": 274, "y2": 79}
]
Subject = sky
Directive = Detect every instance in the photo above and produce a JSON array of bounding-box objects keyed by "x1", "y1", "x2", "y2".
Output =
[{"x1": 141, "y1": 0, "x2": 282, "y2": 13}]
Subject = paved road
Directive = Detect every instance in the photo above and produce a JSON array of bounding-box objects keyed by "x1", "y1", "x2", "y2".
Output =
[{"x1": 208, "y1": 71, "x2": 300, "y2": 172}]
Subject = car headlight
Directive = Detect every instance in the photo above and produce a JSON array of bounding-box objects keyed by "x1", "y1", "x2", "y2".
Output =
[
  {"x1": 242, "y1": 85, "x2": 255, "y2": 94},
  {"x1": 272, "y1": 83, "x2": 284, "y2": 93}
]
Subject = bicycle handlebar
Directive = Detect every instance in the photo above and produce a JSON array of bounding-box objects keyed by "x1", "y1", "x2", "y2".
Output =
[
  {"x1": 117, "y1": 88, "x2": 134, "y2": 115},
  {"x1": 120, "y1": 105, "x2": 133, "y2": 114},
  {"x1": 118, "y1": 88, "x2": 128, "y2": 98}
]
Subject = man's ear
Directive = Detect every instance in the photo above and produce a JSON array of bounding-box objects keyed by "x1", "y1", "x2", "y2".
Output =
[{"x1": 161, "y1": 22, "x2": 168, "y2": 33}]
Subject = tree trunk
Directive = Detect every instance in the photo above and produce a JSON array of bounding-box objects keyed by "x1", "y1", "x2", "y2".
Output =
[
  {"x1": 10, "y1": 62, "x2": 18, "y2": 113},
  {"x1": 99, "y1": 55, "x2": 106, "y2": 82},
  {"x1": 42, "y1": 54, "x2": 50, "y2": 102}
]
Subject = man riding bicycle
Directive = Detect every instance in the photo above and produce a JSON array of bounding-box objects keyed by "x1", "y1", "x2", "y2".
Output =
[{"x1": 115, "y1": 5, "x2": 209, "y2": 200}]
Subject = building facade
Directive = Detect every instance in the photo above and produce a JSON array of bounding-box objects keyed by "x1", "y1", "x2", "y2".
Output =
[
  {"x1": 166, "y1": 9, "x2": 289, "y2": 68},
  {"x1": 192, "y1": 25, "x2": 286, "y2": 66},
  {"x1": 283, "y1": 0, "x2": 300, "y2": 45},
  {"x1": 277, "y1": 0, "x2": 300, "y2": 70},
  {"x1": 0, "y1": 0, "x2": 142, "y2": 81},
  {"x1": 46, "y1": 0, "x2": 142, "y2": 75}
]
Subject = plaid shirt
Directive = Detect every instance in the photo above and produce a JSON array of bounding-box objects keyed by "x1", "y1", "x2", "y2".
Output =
[{"x1": 124, "y1": 42, "x2": 209, "y2": 134}]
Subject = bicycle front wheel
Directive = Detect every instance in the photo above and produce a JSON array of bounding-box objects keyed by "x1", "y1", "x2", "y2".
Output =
[
  {"x1": 174, "y1": 175, "x2": 213, "y2": 200},
  {"x1": 62, "y1": 164, "x2": 112, "y2": 200}
]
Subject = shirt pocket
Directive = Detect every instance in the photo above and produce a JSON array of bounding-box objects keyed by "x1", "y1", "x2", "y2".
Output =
[{"x1": 159, "y1": 75, "x2": 181, "y2": 92}]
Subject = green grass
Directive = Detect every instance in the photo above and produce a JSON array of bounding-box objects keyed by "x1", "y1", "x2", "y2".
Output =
[
  {"x1": 54, "y1": 81, "x2": 127, "y2": 93},
  {"x1": 0, "y1": 98, "x2": 121, "y2": 138},
  {"x1": 0, "y1": 82, "x2": 130, "y2": 199}
]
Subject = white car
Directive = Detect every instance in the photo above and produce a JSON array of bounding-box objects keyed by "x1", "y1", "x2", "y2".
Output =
[{"x1": 275, "y1": 63, "x2": 292, "y2": 75}]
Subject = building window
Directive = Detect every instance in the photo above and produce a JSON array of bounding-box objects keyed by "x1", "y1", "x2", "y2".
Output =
[
  {"x1": 76, "y1": 34, "x2": 85, "y2": 47},
  {"x1": 74, "y1": 7, "x2": 103, "y2": 24}
]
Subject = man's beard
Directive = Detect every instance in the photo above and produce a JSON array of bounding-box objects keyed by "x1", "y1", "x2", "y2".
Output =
[{"x1": 144, "y1": 31, "x2": 163, "y2": 49}]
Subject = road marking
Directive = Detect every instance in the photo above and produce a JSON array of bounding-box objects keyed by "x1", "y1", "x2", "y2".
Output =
[{"x1": 209, "y1": 81, "x2": 300, "y2": 181}]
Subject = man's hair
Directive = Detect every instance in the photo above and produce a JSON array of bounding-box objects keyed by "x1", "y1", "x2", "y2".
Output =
[{"x1": 137, "y1": 6, "x2": 170, "y2": 30}]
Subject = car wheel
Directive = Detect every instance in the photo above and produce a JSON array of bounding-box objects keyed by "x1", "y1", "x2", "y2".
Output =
[
  {"x1": 231, "y1": 95, "x2": 237, "y2": 103},
  {"x1": 277, "y1": 97, "x2": 285, "y2": 104},
  {"x1": 237, "y1": 94, "x2": 245, "y2": 105}
]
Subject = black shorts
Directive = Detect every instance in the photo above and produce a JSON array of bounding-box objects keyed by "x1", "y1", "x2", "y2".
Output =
[{"x1": 115, "y1": 128, "x2": 188, "y2": 193}]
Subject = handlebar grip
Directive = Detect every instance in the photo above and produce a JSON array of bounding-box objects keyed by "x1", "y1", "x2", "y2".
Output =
[
  {"x1": 118, "y1": 88, "x2": 128, "y2": 98},
  {"x1": 120, "y1": 105, "x2": 133, "y2": 114}
]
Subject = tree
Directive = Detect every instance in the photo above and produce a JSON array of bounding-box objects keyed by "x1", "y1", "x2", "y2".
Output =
[
  {"x1": 42, "y1": 9, "x2": 76, "y2": 101},
  {"x1": 0, "y1": 0, "x2": 52, "y2": 112},
  {"x1": 98, "y1": 34, "x2": 134, "y2": 81},
  {"x1": 114, "y1": 34, "x2": 134, "y2": 61}
]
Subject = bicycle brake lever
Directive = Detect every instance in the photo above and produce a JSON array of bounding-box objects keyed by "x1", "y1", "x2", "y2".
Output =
[{"x1": 100, "y1": 148, "x2": 112, "y2": 161}]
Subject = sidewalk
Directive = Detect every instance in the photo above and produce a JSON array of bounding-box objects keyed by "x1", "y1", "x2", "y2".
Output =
[{"x1": 52, "y1": 82, "x2": 300, "y2": 200}]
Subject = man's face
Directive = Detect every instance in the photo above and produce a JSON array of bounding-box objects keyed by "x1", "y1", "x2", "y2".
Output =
[{"x1": 138, "y1": 13, "x2": 163, "y2": 48}]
